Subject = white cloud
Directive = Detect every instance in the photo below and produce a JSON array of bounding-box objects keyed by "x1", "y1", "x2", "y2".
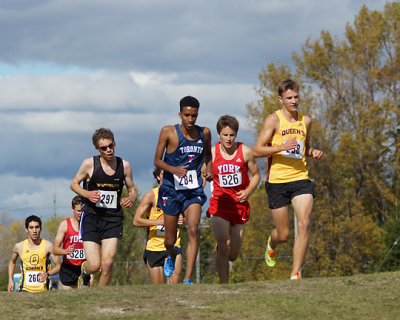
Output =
[
  {"x1": 0, "y1": 69, "x2": 256, "y2": 136},
  {"x1": 0, "y1": 174, "x2": 75, "y2": 219}
]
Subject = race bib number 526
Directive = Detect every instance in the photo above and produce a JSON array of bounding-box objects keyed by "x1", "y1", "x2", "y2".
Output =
[{"x1": 219, "y1": 172, "x2": 242, "y2": 187}]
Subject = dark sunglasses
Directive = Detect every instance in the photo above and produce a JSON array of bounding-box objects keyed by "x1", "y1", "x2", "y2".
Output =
[{"x1": 99, "y1": 143, "x2": 115, "y2": 151}]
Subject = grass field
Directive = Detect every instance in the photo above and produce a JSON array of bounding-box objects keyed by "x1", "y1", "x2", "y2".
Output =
[{"x1": 0, "y1": 271, "x2": 399, "y2": 320}]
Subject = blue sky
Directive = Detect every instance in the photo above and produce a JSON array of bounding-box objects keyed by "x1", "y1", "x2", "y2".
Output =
[{"x1": 0, "y1": 0, "x2": 388, "y2": 221}]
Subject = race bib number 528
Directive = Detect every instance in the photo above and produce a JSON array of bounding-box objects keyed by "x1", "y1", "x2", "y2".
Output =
[{"x1": 67, "y1": 249, "x2": 86, "y2": 260}]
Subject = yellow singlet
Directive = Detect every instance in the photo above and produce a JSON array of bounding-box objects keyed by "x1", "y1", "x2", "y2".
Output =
[
  {"x1": 145, "y1": 187, "x2": 181, "y2": 251},
  {"x1": 19, "y1": 239, "x2": 50, "y2": 292},
  {"x1": 267, "y1": 110, "x2": 309, "y2": 183}
]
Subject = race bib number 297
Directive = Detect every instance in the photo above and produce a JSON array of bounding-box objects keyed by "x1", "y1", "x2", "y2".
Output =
[{"x1": 96, "y1": 190, "x2": 118, "y2": 209}]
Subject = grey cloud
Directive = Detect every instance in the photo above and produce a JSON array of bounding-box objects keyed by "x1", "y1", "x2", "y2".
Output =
[{"x1": 0, "y1": 0, "x2": 388, "y2": 83}]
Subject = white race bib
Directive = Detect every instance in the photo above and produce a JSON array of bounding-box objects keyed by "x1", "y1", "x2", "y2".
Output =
[
  {"x1": 96, "y1": 190, "x2": 118, "y2": 209},
  {"x1": 174, "y1": 170, "x2": 199, "y2": 190},
  {"x1": 67, "y1": 249, "x2": 86, "y2": 260},
  {"x1": 25, "y1": 271, "x2": 42, "y2": 285},
  {"x1": 156, "y1": 225, "x2": 165, "y2": 236},
  {"x1": 219, "y1": 172, "x2": 242, "y2": 187},
  {"x1": 281, "y1": 140, "x2": 305, "y2": 159}
]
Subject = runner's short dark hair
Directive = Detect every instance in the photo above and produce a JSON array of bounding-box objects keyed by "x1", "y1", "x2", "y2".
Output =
[
  {"x1": 92, "y1": 128, "x2": 115, "y2": 148},
  {"x1": 25, "y1": 215, "x2": 42, "y2": 229},
  {"x1": 180, "y1": 96, "x2": 200, "y2": 112}
]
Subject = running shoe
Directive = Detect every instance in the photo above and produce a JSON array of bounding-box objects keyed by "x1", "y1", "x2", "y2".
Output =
[
  {"x1": 163, "y1": 255, "x2": 176, "y2": 277},
  {"x1": 78, "y1": 262, "x2": 91, "y2": 288},
  {"x1": 183, "y1": 279, "x2": 193, "y2": 284},
  {"x1": 264, "y1": 236, "x2": 276, "y2": 267},
  {"x1": 290, "y1": 271, "x2": 301, "y2": 280}
]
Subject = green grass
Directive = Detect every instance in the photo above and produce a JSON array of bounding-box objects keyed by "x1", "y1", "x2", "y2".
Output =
[{"x1": 1, "y1": 271, "x2": 399, "y2": 319}]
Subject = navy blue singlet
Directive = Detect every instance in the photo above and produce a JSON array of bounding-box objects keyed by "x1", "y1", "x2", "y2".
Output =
[{"x1": 162, "y1": 124, "x2": 205, "y2": 191}]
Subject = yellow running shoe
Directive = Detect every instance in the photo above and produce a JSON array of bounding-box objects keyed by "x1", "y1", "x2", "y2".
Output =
[
  {"x1": 290, "y1": 271, "x2": 301, "y2": 280},
  {"x1": 264, "y1": 236, "x2": 276, "y2": 267}
]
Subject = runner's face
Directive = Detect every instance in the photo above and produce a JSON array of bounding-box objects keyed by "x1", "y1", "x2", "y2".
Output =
[
  {"x1": 218, "y1": 126, "x2": 237, "y2": 150},
  {"x1": 97, "y1": 138, "x2": 115, "y2": 160},
  {"x1": 72, "y1": 204, "x2": 83, "y2": 222},
  {"x1": 279, "y1": 89, "x2": 299, "y2": 112},
  {"x1": 26, "y1": 221, "x2": 41, "y2": 240},
  {"x1": 179, "y1": 107, "x2": 198, "y2": 129}
]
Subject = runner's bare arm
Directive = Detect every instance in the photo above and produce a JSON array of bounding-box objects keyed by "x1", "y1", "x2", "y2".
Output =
[
  {"x1": 304, "y1": 116, "x2": 324, "y2": 159},
  {"x1": 7, "y1": 244, "x2": 21, "y2": 292},
  {"x1": 253, "y1": 113, "x2": 297, "y2": 158},
  {"x1": 203, "y1": 127, "x2": 213, "y2": 181},
  {"x1": 121, "y1": 160, "x2": 138, "y2": 208},
  {"x1": 38, "y1": 242, "x2": 61, "y2": 282},
  {"x1": 154, "y1": 126, "x2": 188, "y2": 178},
  {"x1": 48, "y1": 251, "x2": 61, "y2": 277},
  {"x1": 70, "y1": 158, "x2": 100, "y2": 203},
  {"x1": 133, "y1": 190, "x2": 163, "y2": 227},
  {"x1": 53, "y1": 220, "x2": 73, "y2": 256},
  {"x1": 236, "y1": 145, "x2": 261, "y2": 202}
]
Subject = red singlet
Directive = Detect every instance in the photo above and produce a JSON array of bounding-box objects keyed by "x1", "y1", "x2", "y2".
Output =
[
  {"x1": 63, "y1": 218, "x2": 85, "y2": 266},
  {"x1": 207, "y1": 142, "x2": 251, "y2": 225}
]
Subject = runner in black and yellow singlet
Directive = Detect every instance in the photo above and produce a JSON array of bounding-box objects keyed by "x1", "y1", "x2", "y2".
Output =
[{"x1": 70, "y1": 128, "x2": 138, "y2": 287}]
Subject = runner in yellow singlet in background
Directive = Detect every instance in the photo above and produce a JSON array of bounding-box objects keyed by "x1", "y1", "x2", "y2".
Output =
[{"x1": 133, "y1": 168, "x2": 183, "y2": 284}]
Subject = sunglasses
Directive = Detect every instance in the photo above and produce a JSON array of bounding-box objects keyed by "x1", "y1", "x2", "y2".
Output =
[{"x1": 99, "y1": 143, "x2": 115, "y2": 151}]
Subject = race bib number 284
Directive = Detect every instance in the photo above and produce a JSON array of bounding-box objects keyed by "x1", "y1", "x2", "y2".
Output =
[{"x1": 174, "y1": 170, "x2": 199, "y2": 190}]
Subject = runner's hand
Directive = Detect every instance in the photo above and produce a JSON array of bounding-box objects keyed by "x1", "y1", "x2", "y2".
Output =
[
  {"x1": 236, "y1": 189, "x2": 250, "y2": 203},
  {"x1": 121, "y1": 197, "x2": 133, "y2": 208},
  {"x1": 38, "y1": 272, "x2": 48, "y2": 283},
  {"x1": 311, "y1": 148, "x2": 324, "y2": 159},
  {"x1": 173, "y1": 165, "x2": 188, "y2": 178},
  {"x1": 7, "y1": 280, "x2": 14, "y2": 292},
  {"x1": 66, "y1": 244, "x2": 75, "y2": 255},
  {"x1": 282, "y1": 137, "x2": 298, "y2": 151},
  {"x1": 86, "y1": 190, "x2": 100, "y2": 203},
  {"x1": 178, "y1": 214, "x2": 184, "y2": 225},
  {"x1": 204, "y1": 169, "x2": 213, "y2": 182}
]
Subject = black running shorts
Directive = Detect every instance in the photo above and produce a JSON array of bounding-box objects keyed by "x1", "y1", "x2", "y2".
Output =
[
  {"x1": 265, "y1": 179, "x2": 314, "y2": 209},
  {"x1": 59, "y1": 262, "x2": 82, "y2": 286},
  {"x1": 81, "y1": 212, "x2": 123, "y2": 244},
  {"x1": 143, "y1": 248, "x2": 182, "y2": 268}
]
